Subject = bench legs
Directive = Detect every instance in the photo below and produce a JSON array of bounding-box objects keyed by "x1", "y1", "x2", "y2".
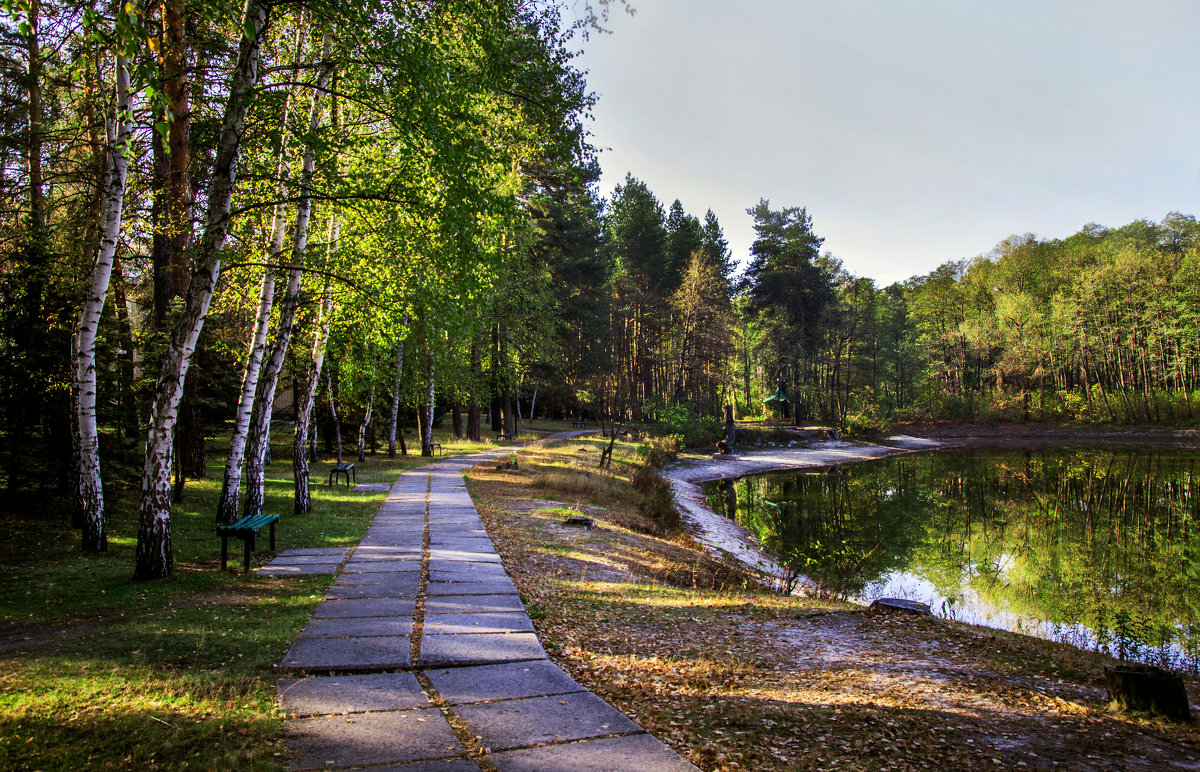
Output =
[
  {"x1": 328, "y1": 469, "x2": 354, "y2": 486},
  {"x1": 220, "y1": 529, "x2": 273, "y2": 572}
]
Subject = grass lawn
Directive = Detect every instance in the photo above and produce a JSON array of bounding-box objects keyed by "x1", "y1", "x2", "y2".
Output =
[{"x1": 0, "y1": 424, "x2": 507, "y2": 771}]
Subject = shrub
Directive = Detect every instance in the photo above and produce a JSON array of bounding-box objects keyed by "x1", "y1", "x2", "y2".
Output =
[
  {"x1": 632, "y1": 463, "x2": 680, "y2": 532},
  {"x1": 842, "y1": 405, "x2": 892, "y2": 438}
]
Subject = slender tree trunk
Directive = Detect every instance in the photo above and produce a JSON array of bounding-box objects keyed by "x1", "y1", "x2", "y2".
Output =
[
  {"x1": 452, "y1": 403, "x2": 462, "y2": 438},
  {"x1": 357, "y1": 354, "x2": 376, "y2": 462},
  {"x1": 387, "y1": 327, "x2": 408, "y2": 457},
  {"x1": 422, "y1": 347, "x2": 436, "y2": 456},
  {"x1": 242, "y1": 41, "x2": 334, "y2": 518},
  {"x1": 327, "y1": 367, "x2": 343, "y2": 463},
  {"x1": 293, "y1": 289, "x2": 333, "y2": 514},
  {"x1": 529, "y1": 383, "x2": 539, "y2": 421},
  {"x1": 215, "y1": 24, "x2": 304, "y2": 523},
  {"x1": 216, "y1": 263, "x2": 276, "y2": 523},
  {"x1": 467, "y1": 338, "x2": 482, "y2": 442},
  {"x1": 136, "y1": 0, "x2": 270, "y2": 581},
  {"x1": 110, "y1": 256, "x2": 138, "y2": 438},
  {"x1": 72, "y1": 54, "x2": 131, "y2": 553}
]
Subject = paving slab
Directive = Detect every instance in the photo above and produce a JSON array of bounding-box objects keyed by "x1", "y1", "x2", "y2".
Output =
[
  {"x1": 357, "y1": 541, "x2": 424, "y2": 552},
  {"x1": 326, "y1": 577, "x2": 419, "y2": 599},
  {"x1": 280, "y1": 635, "x2": 412, "y2": 671},
  {"x1": 298, "y1": 616, "x2": 415, "y2": 639},
  {"x1": 425, "y1": 578, "x2": 518, "y2": 596},
  {"x1": 417, "y1": 632, "x2": 545, "y2": 667},
  {"x1": 277, "y1": 672, "x2": 430, "y2": 717},
  {"x1": 266, "y1": 554, "x2": 349, "y2": 565},
  {"x1": 354, "y1": 482, "x2": 393, "y2": 492},
  {"x1": 424, "y1": 595, "x2": 527, "y2": 615},
  {"x1": 428, "y1": 548, "x2": 502, "y2": 564},
  {"x1": 428, "y1": 537, "x2": 496, "y2": 549},
  {"x1": 426, "y1": 661, "x2": 584, "y2": 705},
  {"x1": 285, "y1": 709, "x2": 465, "y2": 770},
  {"x1": 336, "y1": 569, "x2": 421, "y2": 585},
  {"x1": 422, "y1": 613, "x2": 534, "y2": 635},
  {"x1": 342, "y1": 560, "x2": 421, "y2": 574},
  {"x1": 489, "y1": 734, "x2": 700, "y2": 772},
  {"x1": 259, "y1": 563, "x2": 340, "y2": 576},
  {"x1": 453, "y1": 692, "x2": 640, "y2": 752},
  {"x1": 355, "y1": 544, "x2": 423, "y2": 553},
  {"x1": 277, "y1": 548, "x2": 352, "y2": 557},
  {"x1": 312, "y1": 598, "x2": 417, "y2": 619},
  {"x1": 364, "y1": 760, "x2": 481, "y2": 772},
  {"x1": 428, "y1": 564, "x2": 510, "y2": 581}
]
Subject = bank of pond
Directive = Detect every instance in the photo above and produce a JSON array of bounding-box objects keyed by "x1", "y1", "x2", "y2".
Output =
[{"x1": 701, "y1": 445, "x2": 1200, "y2": 672}]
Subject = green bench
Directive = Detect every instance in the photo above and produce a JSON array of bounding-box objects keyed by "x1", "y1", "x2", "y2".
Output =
[
  {"x1": 571, "y1": 420, "x2": 587, "y2": 428},
  {"x1": 329, "y1": 462, "x2": 355, "y2": 486},
  {"x1": 217, "y1": 513, "x2": 279, "y2": 571}
]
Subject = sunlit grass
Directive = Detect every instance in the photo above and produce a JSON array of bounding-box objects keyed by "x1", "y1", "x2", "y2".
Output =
[{"x1": 0, "y1": 421, "x2": 455, "y2": 770}]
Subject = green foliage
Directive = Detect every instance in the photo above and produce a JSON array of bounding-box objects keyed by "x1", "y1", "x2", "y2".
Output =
[{"x1": 645, "y1": 400, "x2": 722, "y2": 448}]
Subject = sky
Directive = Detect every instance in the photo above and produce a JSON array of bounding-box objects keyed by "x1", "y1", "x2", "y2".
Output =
[{"x1": 569, "y1": 0, "x2": 1200, "y2": 285}]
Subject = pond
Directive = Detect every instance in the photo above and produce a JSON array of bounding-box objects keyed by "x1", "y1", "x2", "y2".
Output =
[{"x1": 700, "y1": 446, "x2": 1200, "y2": 671}]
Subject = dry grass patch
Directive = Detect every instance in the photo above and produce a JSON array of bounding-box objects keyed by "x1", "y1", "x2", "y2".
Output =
[{"x1": 467, "y1": 436, "x2": 1200, "y2": 772}]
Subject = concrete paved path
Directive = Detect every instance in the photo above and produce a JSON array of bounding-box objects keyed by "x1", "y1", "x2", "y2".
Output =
[{"x1": 276, "y1": 449, "x2": 699, "y2": 772}]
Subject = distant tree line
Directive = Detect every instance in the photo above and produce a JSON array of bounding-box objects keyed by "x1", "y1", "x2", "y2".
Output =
[{"x1": 3, "y1": 0, "x2": 1197, "y2": 579}]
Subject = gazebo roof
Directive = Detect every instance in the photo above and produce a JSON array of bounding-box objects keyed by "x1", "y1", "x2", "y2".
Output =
[{"x1": 763, "y1": 386, "x2": 789, "y2": 404}]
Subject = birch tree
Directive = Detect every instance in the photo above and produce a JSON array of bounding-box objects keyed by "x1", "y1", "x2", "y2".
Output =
[
  {"x1": 215, "y1": 19, "x2": 307, "y2": 524},
  {"x1": 72, "y1": 52, "x2": 131, "y2": 553},
  {"x1": 242, "y1": 33, "x2": 333, "y2": 519},
  {"x1": 134, "y1": 0, "x2": 270, "y2": 580}
]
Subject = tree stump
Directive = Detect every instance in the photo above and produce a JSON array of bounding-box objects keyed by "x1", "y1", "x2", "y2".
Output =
[{"x1": 1104, "y1": 664, "x2": 1192, "y2": 722}]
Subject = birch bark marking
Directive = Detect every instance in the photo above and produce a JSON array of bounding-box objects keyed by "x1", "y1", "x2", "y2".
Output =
[
  {"x1": 135, "y1": 0, "x2": 269, "y2": 581},
  {"x1": 72, "y1": 54, "x2": 131, "y2": 553},
  {"x1": 216, "y1": 24, "x2": 306, "y2": 524},
  {"x1": 242, "y1": 35, "x2": 334, "y2": 519},
  {"x1": 357, "y1": 347, "x2": 378, "y2": 462},
  {"x1": 293, "y1": 288, "x2": 333, "y2": 514},
  {"x1": 327, "y1": 367, "x2": 344, "y2": 463},
  {"x1": 387, "y1": 315, "x2": 410, "y2": 457},
  {"x1": 422, "y1": 344, "x2": 436, "y2": 456}
]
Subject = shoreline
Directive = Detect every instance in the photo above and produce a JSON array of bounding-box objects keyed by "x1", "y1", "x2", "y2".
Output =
[{"x1": 666, "y1": 436, "x2": 946, "y2": 587}]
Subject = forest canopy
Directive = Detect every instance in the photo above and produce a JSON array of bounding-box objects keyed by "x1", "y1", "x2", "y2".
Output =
[{"x1": 1, "y1": 0, "x2": 1197, "y2": 578}]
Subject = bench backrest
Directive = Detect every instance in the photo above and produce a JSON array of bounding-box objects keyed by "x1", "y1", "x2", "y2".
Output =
[{"x1": 218, "y1": 513, "x2": 279, "y2": 534}]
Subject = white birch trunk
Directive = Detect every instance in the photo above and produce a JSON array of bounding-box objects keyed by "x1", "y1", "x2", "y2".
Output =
[
  {"x1": 422, "y1": 348, "x2": 435, "y2": 456},
  {"x1": 386, "y1": 315, "x2": 410, "y2": 457},
  {"x1": 357, "y1": 349, "x2": 377, "y2": 462},
  {"x1": 388, "y1": 342, "x2": 404, "y2": 457},
  {"x1": 327, "y1": 366, "x2": 343, "y2": 463},
  {"x1": 215, "y1": 27, "x2": 305, "y2": 524},
  {"x1": 293, "y1": 289, "x2": 333, "y2": 514},
  {"x1": 242, "y1": 37, "x2": 333, "y2": 518},
  {"x1": 215, "y1": 263, "x2": 274, "y2": 524},
  {"x1": 136, "y1": 0, "x2": 269, "y2": 581},
  {"x1": 72, "y1": 53, "x2": 131, "y2": 553}
]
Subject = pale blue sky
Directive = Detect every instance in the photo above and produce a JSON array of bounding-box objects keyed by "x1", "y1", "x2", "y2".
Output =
[{"x1": 573, "y1": 0, "x2": 1200, "y2": 285}]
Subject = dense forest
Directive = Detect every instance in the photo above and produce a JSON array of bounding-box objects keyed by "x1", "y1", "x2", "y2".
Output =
[{"x1": 2, "y1": 0, "x2": 1199, "y2": 579}]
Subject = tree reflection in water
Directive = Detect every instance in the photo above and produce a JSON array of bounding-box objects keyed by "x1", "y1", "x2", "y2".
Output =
[{"x1": 703, "y1": 447, "x2": 1200, "y2": 672}]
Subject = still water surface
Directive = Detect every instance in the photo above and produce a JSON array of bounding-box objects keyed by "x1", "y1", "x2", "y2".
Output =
[{"x1": 700, "y1": 446, "x2": 1200, "y2": 671}]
